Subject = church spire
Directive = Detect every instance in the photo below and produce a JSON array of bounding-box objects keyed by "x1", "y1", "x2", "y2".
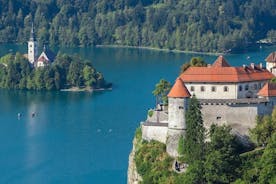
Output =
[
  {"x1": 30, "y1": 23, "x2": 36, "y2": 41},
  {"x1": 28, "y1": 22, "x2": 38, "y2": 65}
]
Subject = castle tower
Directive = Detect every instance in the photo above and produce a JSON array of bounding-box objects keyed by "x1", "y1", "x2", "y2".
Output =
[
  {"x1": 265, "y1": 52, "x2": 276, "y2": 75},
  {"x1": 28, "y1": 23, "x2": 38, "y2": 65},
  {"x1": 166, "y1": 78, "x2": 190, "y2": 157}
]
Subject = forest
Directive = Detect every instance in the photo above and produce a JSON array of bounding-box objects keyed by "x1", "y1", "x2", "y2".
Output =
[
  {"x1": 0, "y1": 0, "x2": 275, "y2": 53},
  {"x1": 0, "y1": 53, "x2": 110, "y2": 90}
]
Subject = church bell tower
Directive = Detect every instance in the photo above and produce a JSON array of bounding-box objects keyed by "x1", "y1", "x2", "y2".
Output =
[{"x1": 28, "y1": 23, "x2": 38, "y2": 65}]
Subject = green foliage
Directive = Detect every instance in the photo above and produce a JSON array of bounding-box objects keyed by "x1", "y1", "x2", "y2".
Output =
[
  {"x1": 0, "y1": 53, "x2": 109, "y2": 90},
  {"x1": 177, "y1": 135, "x2": 185, "y2": 158},
  {"x1": 147, "y1": 109, "x2": 154, "y2": 118},
  {"x1": 258, "y1": 133, "x2": 276, "y2": 183},
  {"x1": 180, "y1": 57, "x2": 207, "y2": 73},
  {"x1": 0, "y1": 1, "x2": 275, "y2": 52},
  {"x1": 134, "y1": 140, "x2": 175, "y2": 184},
  {"x1": 204, "y1": 125, "x2": 241, "y2": 184},
  {"x1": 152, "y1": 79, "x2": 171, "y2": 105},
  {"x1": 250, "y1": 111, "x2": 276, "y2": 146},
  {"x1": 184, "y1": 96, "x2": 205, "y2": 164},
  {"x1": 270, "y1": 77, "x2": 276, "y2": 83},
  {"x1": 135, "y1": 126, "x2": 142, "y2": 142}
]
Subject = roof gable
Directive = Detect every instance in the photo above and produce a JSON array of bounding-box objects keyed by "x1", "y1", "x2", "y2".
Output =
[
  {"x1": 258, "y1": 82, "x2": 276, "y2": 97},
  {"x1": 180, "y1": 56, "x2": 274, "y2": 83},
  {"x1": 212, "y1": 55, "x2": 231, "y2": 67},
  {"x1": 168, "y1": 78, "x2": 191, "y2": 98},
  {"x1": 266, "y1": 52, "x2": 276, "y2": 63}
]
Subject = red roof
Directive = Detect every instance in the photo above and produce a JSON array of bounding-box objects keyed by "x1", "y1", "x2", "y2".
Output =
[
  {"x1": 168, "y1": 78, "x2": 191, "y2": 98},
  {"x1": 37, "y1": 55, "x2": 49, "y2": 63},
  {"x1": 212, "y1": 55, "x2": 231, "y2": 67},
  {"x1": 266, "y1": 52, "x2": 276, "y2": 63},
  {"x1": 258, "y1": 83, "x2": 276, "y2": 97},
  {"x1": 180, "y1": 56, "x2": 274, "y2": 83}
]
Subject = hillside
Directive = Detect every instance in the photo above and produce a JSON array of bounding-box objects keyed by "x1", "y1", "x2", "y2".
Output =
[{"x1": 0, "y1": 0, "x2": 275, "y2": 52}]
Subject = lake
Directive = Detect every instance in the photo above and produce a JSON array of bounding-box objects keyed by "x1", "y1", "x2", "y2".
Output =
[{"x1": 0, "y1": 44, "x2": 275, "y2": 183}]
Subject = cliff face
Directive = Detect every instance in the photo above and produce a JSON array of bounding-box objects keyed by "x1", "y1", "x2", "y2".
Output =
[{"x1": 127, "y1": 138, "x2": 142, "y2": 184}]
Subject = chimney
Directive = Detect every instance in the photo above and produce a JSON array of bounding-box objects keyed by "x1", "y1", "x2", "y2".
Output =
[
  {"x1": 250, "y1": 63, "x2": 255, "y2": 69},
  {"x1": 259, "y1": 63, "x2": 263, "y2": 68},
  {"x1": 243, "y1": 64, "x2": 246, "y2": 69},
  {"x1": 207, "y1": 64, "x2": 211, "y2": 67}
]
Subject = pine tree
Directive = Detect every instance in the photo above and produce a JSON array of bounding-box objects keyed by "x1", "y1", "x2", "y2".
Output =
[{"x1": 184, "y1": 96, "x2": 205, "y2": 163}]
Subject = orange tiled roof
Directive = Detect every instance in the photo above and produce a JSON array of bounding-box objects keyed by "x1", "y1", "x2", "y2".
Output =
[
  {"x1": 266, "y1": 52, "x2": 276, "y2": 63},
  {"x1": 258, "y1": 82, "x2": 276, "y2": 97},
  {"x1": 180, "y1": 56, "x2": 274, "y2": 83},
  {"x1": 168, "y1": 78, "x2": 191, "y2": 98},
  {"x1": 212, "y1": 55, "x2": 231, "y2": 67}
]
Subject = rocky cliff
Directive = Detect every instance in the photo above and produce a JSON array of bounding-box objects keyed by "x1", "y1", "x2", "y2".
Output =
[{"x1": 127, "y1": 138, "x2": 142, "y2": 184}]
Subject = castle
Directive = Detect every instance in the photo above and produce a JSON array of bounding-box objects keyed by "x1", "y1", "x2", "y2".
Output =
[
  {"x1": 141, "y1": 52, "x2": 276, "y2": 157},
  {"x1": 27, "y1": 24, "x2": 55, "y2": 68}
]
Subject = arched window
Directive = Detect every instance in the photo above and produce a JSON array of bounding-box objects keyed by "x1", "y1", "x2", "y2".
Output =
[
  {"x1": 211, "y1": 86, "x2": 216, "y2": 92},
  {"x1": 200, "y1": 86, "x2": 205, "y2": 92},
  {"x1": 223, "y1": 86, "x2": 229, "y2": 92},
  {"x1": 190, "y1": 86, "x2": 194, "y2": 91}
]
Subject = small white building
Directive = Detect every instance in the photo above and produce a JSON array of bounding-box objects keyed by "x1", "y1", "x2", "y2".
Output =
[{"x1": 36, "y1": 46, "x2": 56, "y2": 67}]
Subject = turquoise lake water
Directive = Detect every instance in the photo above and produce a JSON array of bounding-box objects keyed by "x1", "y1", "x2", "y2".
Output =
[{"x1": 0, "y1": 44, "x2": 275, "y2": 183}]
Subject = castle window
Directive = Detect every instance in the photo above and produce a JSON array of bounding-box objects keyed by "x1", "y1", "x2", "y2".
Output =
[
  {"x1": 253, "y1": 84, "x2": 257, "y2": 90},
  {"x1": 211, "y1": 86, "x2": 216, "y2": 92},
  {"x1": 245, "y1": 85, "x2": 249, "y2": 91},
  {"x1": 200, "y1": 86, "x2": 205, "y2": 92},
  {"x1": 223, "y1": 86, "x2": 229, "y2": 92},
  {"x1": 216, "y1": 116, "x2": 221, "y2": 120},
  {"x1": 190, "y1": 86, "x2": 194, "y2": 91},
  {"x1": 239, "y1": 85, "x2": 243, "y2": 91},
  {"x1": 179, "y1": 106, "x2": 184, "y2": 109}
]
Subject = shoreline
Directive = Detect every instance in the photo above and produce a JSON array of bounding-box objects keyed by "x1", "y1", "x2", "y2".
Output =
[
  {"x1": 96, "y1": 44, "x2": 223, "y2": 56},
  {"x1": 60, "y1": 87, "x2": 112, "y2": 92}
]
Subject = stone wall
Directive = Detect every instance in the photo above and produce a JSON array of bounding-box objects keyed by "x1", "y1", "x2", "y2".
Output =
[
  {"x1": 142, "y1": 123, "x2": 168, "y2": 144},
  {"x1": 166, "y1": 129, "x2": 185, "y2": 157},
  {"x1": 201, "y1": 101, "x2": 274, "y2": 135}
]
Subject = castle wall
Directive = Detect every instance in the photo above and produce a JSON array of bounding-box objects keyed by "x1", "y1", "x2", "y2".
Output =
[
  {"x1": 142, "y1": 124, "x2": 167, "y2": 144},
  {"x1": 201, "y1": 102, "x2": 273, "y2": 135}
]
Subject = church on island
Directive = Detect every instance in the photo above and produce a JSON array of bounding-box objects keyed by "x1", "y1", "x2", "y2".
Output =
[
  {"x1": 27, "y1": 24, "x2": 56, "y2": 68},
  {"x1": 141, "y1": 52, "x2": 276, "y2": 157}
]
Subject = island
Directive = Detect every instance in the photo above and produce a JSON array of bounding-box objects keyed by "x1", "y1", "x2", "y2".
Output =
[
  {"x1": 128, "y1": 54, "x2": 276, "y2": 184},
  {"x1": 0, "y1": 25, "x2": 111, "y2": 91}
]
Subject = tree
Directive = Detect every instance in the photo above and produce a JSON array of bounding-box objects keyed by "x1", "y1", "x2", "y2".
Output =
[
  {"x1": 180, "y1": 57, "x2": 207, "y2": 73},
  {"x1": 258, "y1": 133, "x2": 276, "y2": 183},
  {"x1": 184, "y1": 96, "x2": 205, "y2": 163},
  {"x1": 250, "y1": 110, "x2": 276, "y2": 146},
  {"x1": 152, "y1": 79, "x2": 171, "y2": 105},
  {"x1": 204, "y1": 125, "x2": 241, "y2": 183}
]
